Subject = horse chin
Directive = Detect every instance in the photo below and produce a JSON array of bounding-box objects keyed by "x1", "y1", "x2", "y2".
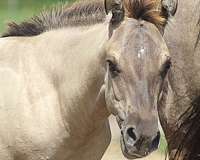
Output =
[{"x1": 120, "y1": 136, "x2": 145, "y2": 159}]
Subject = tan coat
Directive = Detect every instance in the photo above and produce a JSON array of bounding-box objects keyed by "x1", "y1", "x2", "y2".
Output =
[{"x1": 0, "y1": 24, "x2": 111, "y2": 160}]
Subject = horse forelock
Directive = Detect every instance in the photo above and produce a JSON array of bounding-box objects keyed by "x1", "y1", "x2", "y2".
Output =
[{"x1": 123, "y1": 0, "x2": 166, "y2": 28}]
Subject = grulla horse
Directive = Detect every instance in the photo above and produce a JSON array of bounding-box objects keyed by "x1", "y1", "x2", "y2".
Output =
[
  {"x1": 0, "y1": 0, "x2": 174, "y2": 159},
  {"x1": 157, "y1": 0, "x2": 200, "y2": 159}
]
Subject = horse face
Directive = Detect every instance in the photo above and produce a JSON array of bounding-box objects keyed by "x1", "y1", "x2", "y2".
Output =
[
  {"x1": 103, "y1": 1, "x2": 171, "y2": 157},
  {"x1": 104, "y1": 18, "x2": 171, "y2": 158}
]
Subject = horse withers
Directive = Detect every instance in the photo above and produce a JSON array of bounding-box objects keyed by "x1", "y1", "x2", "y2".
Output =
[{"x1": 0, "y1": 0, "x2": 173, "y2": 159}]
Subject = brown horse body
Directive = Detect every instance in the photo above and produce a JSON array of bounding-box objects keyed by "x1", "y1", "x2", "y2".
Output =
[{"x1": 158, "y1": 0, "x2": 200, "y2": 159}]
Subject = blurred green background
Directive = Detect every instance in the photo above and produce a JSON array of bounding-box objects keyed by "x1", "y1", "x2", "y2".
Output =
[{"x1": 0, "y1": 0, "x2": 77, "y2": 34}]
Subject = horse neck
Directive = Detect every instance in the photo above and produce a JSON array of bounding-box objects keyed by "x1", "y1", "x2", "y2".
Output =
[{"x1": 35, "y1": 23, "x2": 110, "y2": 134}]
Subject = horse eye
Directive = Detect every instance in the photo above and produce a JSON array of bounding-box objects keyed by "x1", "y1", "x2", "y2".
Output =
[
  {"x1": 107, "y1": 60, "x2": 121, "y2": 77},
  {"x1": 160, "y1": 59, "x2": 171, "y2": 79}
]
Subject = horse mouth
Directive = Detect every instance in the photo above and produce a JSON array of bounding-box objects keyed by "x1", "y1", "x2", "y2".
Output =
[{"x1": 120, "y1": 135, "x2": 144, "y2": 159}]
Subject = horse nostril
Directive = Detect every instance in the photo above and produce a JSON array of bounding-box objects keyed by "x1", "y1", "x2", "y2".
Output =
[
  {"x1": 151, "y1": 131, "x2": 161, "y2": 150},
  {"x1": 127, "y1": 127, "x2": 137, "y2": 141}
]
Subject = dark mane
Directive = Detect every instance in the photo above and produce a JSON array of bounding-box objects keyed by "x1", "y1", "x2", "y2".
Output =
[
  {"x1": 2, "y1": 0, "x2": 106, "y2": 37},
  {"x1": 2, "y1": 0, "x2": 165, "y2": 37}
]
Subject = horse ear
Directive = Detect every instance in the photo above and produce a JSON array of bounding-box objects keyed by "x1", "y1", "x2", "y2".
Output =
[
  {"x1": 161, "y1": 0, "x2": 178, "y2": 18},
  {"x1": 104, "y1": 0, "x2": 124, "y2": 24},
  {"x1": 104, "y1": 0, "x2": 122, "y2": 14},
  {"x1": 104, "y1": 0, "x2": 111, "y2": 15}
]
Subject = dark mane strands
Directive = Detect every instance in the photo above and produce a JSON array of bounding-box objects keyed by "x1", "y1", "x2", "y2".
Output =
[
  {"x1": 2, "y1": 0, "x2": 165, "y2": 37},
  {"x1": 2, "y1": 0, "x2": 105, "y2": 37}
]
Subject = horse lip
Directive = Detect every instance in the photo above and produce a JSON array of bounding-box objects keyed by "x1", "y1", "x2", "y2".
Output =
[{"x1": 120, "y1": 134, "x2": 143, "y2": 159}]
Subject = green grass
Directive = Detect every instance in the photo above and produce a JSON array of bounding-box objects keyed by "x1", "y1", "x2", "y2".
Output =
[
  {"x1": 159, "y1": 135, "x2": 168, "y2": 154},
  {"x1": 0, "y1": 0, "x2": 76, "y2": 34}
]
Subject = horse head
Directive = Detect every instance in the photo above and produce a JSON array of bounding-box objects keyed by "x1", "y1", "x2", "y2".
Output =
[{"x1": 102, "y1": 0, "x2": 176, "y2": 158}]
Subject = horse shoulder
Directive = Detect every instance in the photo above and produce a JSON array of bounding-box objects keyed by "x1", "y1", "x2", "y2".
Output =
[{"x1": 0, "y1": 37, "x2": 68, "y2": 159}]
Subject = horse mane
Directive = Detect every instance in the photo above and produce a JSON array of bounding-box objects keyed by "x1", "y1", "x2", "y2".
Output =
[
  {"x1": 2, "y1": 0, "x2": 165, "y2": 37},
  {"x1": 2, "y1": 0, "x2": 105, "y2": 37}
]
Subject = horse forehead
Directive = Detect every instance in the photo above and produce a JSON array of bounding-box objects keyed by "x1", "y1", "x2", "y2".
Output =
[
  {"x1": 120, "y1": 19, "x2": 163, "y2": 42},
  {"x1": 125, "y1": 32, "x2": 157, "y2": 54},
  {"x1": 107, "y1": 20, "x2": 168, "y2": 62},
  {"x1": 119, "y1": 28, "x2": 159, "y2": 64},
  {"x1": 117, "y1": 29, "x2": 164, "y2": 81},
  {"x1": 116, "y1": 24, "x2": 162, "y2": 54}
]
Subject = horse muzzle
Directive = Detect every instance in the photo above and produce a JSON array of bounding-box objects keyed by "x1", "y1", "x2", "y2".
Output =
[{"x1": 120, "y1": 126, "x2": 161, "y2": 159}]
